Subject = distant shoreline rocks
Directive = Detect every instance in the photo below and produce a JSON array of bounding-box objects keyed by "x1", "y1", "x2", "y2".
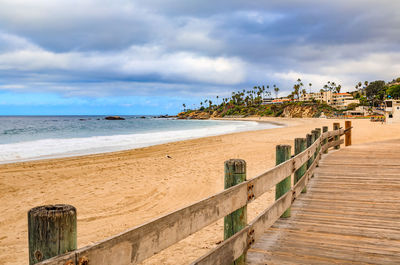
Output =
[{"x1": 105, "y1": 116, "x2": 125, "y2": 120}]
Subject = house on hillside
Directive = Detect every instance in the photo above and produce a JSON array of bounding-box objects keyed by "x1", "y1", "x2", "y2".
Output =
[
  {"x1": 384, "y1": 100, "x2": 400, "y2": 123},
  {"x1": 331, "y1": 93, "x2": 360, "y2": 109},
  {"x1": 300, "y1": 91, "x2": 359, "y2": 109}
]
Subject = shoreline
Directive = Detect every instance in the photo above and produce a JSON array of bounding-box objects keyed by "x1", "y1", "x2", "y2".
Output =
[
  {"x1": 0, "y1": 118, "x2": 284, "y2": 166},
  {"x1": 2, "y1": 117, "x2": 400, "y2": 265}
]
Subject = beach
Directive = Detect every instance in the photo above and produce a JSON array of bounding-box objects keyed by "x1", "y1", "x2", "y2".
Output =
[{"x1": 1, "y1": 117, "x2": 399, "y2": 265}]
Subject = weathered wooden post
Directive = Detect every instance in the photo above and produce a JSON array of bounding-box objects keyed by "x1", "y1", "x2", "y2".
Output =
[
  {"x1": 322, "y1": 126, "x2": 329, "y2": 154},
  {"x1": 333, "y1": 122, "x2": 340, "y2": 149},
  {"x1": 275, "y1": 145, "x2": 291, "y2": 218},
  {"x1": 312, "y1": 130, "x2": 318, "y2": 162},
  {"x1": 315, "y1": 128, "x2": 322, "y2": 159},
  {"x1": 294, "y1": 138, "x2": 307, "y2": 193},
  {"x1": 224, "y1": 159, "x2": 247, "y2": 264},
  {"x1": 28, "y1": 204, "x2": 77, "y2": 265},
  {"x1": 345, "y1": 120, "x2": 352, "y2": 146},
  {"x1": 307, "y1": 133, "x2": 315, "y2": 178}
]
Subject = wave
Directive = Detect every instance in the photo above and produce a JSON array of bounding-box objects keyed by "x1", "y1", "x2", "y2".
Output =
[{"x1": 0, "y1": 121, "x2": 278, "y2": 163}]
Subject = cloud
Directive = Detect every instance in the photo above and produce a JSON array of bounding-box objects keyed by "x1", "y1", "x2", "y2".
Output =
[{"x1": 0, "y1": 0, "x2": 399, "y2": 102}]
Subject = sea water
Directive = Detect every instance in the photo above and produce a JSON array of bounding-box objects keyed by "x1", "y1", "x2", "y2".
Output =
[{"x1": 0, "y1": 116, "x2": 280, "y2": 163}]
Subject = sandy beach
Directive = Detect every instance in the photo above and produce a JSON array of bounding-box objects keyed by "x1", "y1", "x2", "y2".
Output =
[{"x1": 1, "y1": 117, "x2": 399, "y2": 265}]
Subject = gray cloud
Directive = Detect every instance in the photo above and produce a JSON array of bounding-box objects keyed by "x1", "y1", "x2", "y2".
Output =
[{"x1": 0, "y1": 0, "x2": 399, "y2": 99}]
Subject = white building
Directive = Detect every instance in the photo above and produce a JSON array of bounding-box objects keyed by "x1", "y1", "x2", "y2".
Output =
[
  {"x1": 300, "y1": 91, "x2": 359, "y2": 109},
  {"x1": 384, "y1": 100, "x2": 400, "y2": 123}
]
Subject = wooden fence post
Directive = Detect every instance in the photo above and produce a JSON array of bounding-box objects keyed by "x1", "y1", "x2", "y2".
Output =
[
  {"x1": 307, "y1": 133, "x2": 315, "y2": 178},
  {"x1": 323, "y1": 126, "x2": 328, "y2": 154},
  {"x1": 333, "y1": 122, "x2": 340, "y2": 149},
  {"x1": 345, "y1": 120, "x2": 352, "y2": 146},
  {"x1": 224, "y1": 159, "x2": 247, "y2": 264},
  {"x1": 294, "y1": 138, "x2": 307, "y2": 193},
  {"x1": 275, "y1": 145, "x2": 291, "y2": 218},
  {"x1": 28, "y1": 204, "x2": 77, "y2": 265},
  {"x1": 312, "y1": 130, "x2": 318, "y2": 163},
  {"x1": 315, "y1": 128, "x2": 322, "y2": 160}
]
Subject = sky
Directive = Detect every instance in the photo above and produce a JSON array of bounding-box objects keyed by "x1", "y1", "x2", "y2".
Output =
[{"x1": 0, "y1": 0, "x2": 399, "y2": 115}]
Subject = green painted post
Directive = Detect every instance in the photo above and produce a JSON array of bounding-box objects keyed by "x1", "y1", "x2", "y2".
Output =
[
  {"x1": 315, "y1": 128, "x2": 321, "y2": 166},
  {"x1": 294, "y1": 138, "x2": 307, "y2": 193},
  {"x1": 224, "y1": 159, "x2": 247, "y2": 265},
  {"x1": 312, "y1": 130, "x2": 318, "y2": 162},
  {"x1": 28, "y1": 205, "x2": 77, "y2": 265},
  {"x1": 323, "y1": 126, "x2": 329, "y2": 154},
  {"x1": 334, "y1": 122, "x2": 340, "y2": 150},
  {"x1": 275, "y1": 145, "x2": 291, "y2": 218},
  {"x1": 307, "y1": 133, "x2": 315, "y2": 178}
]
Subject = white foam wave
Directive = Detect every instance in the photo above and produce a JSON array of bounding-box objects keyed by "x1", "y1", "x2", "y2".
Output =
[{"x1": 0, "y1": 121, "x2": 278, "y2": 163}]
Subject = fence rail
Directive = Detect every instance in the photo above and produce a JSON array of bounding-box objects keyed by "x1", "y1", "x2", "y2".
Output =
[{"x1": 33, "y1": 123, "x2": 349, "y2": 265}]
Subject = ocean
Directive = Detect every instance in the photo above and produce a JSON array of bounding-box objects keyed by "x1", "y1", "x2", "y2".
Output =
[{"x1": 0, "y1": 116, "x2": 280, "y2": 164}]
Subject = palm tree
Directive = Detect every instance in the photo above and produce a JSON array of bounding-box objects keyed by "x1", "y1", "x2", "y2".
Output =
[
  {"x1": 182, "y1": 103, "x2": 186, "y2": 111},
  {"x1": 309, "y1": 83, "x2": 312, "y2": 93},
  {"x1": 293, "y1": 78, "x2": 303, "y2": 100},
  {"x1": 301, "y1": 89, "x2": 307, "y2": 98},
  {"x1": 274, "y1": 85, "x2": 279, "y2": 98}
]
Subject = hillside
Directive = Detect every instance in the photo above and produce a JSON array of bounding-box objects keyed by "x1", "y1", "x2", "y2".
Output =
[{"x1": 178, "y1": 102, "x2": 338, "y2": 119}]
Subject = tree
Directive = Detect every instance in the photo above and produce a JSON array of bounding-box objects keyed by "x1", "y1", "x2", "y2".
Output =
[
  {"x1": 366, "y1": 80, "x2": 385, "y2": 99},
  {"x1": 365, "y1": 80, "x2": 386, "y2": 106},
  {"x1": 323, "y1": 81, "x2": 341, "y2": 94},
  {"x1": 308, "y1": 83, "x2": 312, "y2": 93},
  {"x1": 293, "y1": 78, "x2": 303, "y2": 99},
  {"x1": 387, "y1": 84, "x2": 400, "y2": 99},
  {"x1": 273, "y1": 85, "x2": 279, "y2": 98},
  {"x1": 335, "y1": 85, "x2": 342, "y2": 93},
  {"x1": 182, "y1": 103, "x2": 186, "y2": 111}
]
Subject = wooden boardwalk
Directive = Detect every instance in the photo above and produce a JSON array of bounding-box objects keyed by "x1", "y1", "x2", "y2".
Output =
[{"x1": 247, "y1": 139, "x2": 400, "y2": 265}]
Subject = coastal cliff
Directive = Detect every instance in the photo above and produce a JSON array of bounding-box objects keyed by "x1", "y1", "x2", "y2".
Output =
[{"x1": 178, "y1": 102, "x2": 336, "y2": 119}]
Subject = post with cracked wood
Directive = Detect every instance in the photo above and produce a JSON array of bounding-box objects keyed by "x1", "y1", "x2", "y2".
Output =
[
  {"x1": 306, "y1": 133, "x2": 314, "y2": 178},
  {"x1": 312, "y1": 130, "x2": 318, "y2": 161},
  {"x1": 345, "y1": 120, "x2": 352, "y2": 146},
  {"x1": 294, "y1": 138, "x2": 307, "y2": 193},
  {"x1": 275, "y1": 145, "x2": 291, "y2": 218},
  {"x1": 224, "y1": 159, "x2": 247, "y2": 265},
  {"x1": 314, "y1": 128, "x2": 322, "y2": 162},
  {"x1": 311, "y1": 130, "x2": 319, "y2": 175},
  {"x1": 333, "y1": 122, "x2": 341, "y2": 149},
  {"x1": 322, "y1": 126, "x2": 328, "y2": 154},
  {"x1": 28, "y1": 204, "x2": 77, "y2": 265}
]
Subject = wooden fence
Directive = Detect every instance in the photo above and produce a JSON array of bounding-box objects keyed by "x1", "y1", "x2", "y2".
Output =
[{"x1": 31, "y1": 122, "x2": 351, "y2": 265}]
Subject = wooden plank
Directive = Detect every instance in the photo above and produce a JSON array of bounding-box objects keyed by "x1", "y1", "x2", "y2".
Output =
[
  {"x1": 191, "y1": 191, "x2": 292, "y2": 265},
  {"x1": 39, "y1": 178, "x2": 249, "y2": 264},
  {"x1": 192, "y1": 146, "x2": 322, "y2": 265},
  {"x1": 248, "y1": 138, "x2": 400, "y2": 264},
  {"x1": 327, "y1": 138, "x2": 344, "y2": 149}
]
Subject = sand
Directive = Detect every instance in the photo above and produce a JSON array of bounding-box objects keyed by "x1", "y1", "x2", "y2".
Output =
[{"x1": 0, "y1": 117, "x2": 399, "y2": 265}]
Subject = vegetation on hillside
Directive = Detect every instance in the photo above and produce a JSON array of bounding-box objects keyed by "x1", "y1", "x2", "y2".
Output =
[{"x1": 179, "y1": 76, "x2": 400, "y2": 119}]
